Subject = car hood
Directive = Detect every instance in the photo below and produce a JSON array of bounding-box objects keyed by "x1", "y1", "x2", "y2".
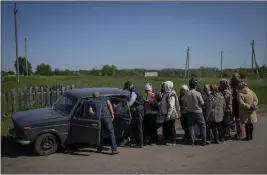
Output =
[{"x1": 12, "y1": 107, "x2": 65, "y2": 126}]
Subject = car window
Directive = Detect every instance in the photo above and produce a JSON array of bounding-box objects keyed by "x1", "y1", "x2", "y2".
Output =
[
  {"x1": 54, "y1": 93, "x2": 78, "y2": 116},
  {"x1": 75, "y1": 101, "x2": 85, "y2": 118},
  {"x1": 81, "y1": 100, "x2": 102, "y2": 120},
  {"x1": 109, "y1": 97, "x2": 130, "y2": 116}
]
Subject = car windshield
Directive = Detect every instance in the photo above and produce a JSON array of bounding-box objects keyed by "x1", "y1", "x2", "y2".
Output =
[{"x1": 53, "y1": 93, "x2": 78, "y2": 115}]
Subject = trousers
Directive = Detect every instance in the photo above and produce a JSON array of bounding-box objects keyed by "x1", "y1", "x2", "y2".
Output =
[
  {"x1": 101, "y1": 117, "x2": 117, "y2": 151},
  {"x1": 180, "y1": 114, "x2": 190, "y2": 139},
  {"x1": 210, "y1": 122, "x2": 224, "y2": 141},
  {"x1": 245, "y1": 123, "x2": 254, "y2": 140},
  {"x1": 130, "y1": 106, "x2": 144, "y2": 145},
  {"x1": 187, "y1": 112, "x2": 207, "y2": 143},
  {"x1": 143, "y1": 114, "x2": 158, "y2": 144},
  {"x1": 162, "y1": 119, "x2": 176, "y2": 143}
]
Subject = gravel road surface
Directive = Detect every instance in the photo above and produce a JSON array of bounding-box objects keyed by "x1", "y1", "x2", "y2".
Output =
[{"x1": 2, "y1": 114, "x2": 266, "y2": 174}]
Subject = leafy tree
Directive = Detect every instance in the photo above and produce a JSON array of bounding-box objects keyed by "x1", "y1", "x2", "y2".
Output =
[
  {"x1": 110, "y1": 64, "x2": 117, "y2": 76},
  {"x1": 54, "y1": 68, "x2": 60, "y2": 76},
  {"x1": 7, "y1": 70, "x2": 15, "y2": 75},
  {"x1": 90, "y1": 69, "x2": 101, "y2": 76},
  {"x1": 101, "y1": 64, "x2": 117, "y2": 76},
  {"x1": 35, "y1": 63, "x2": 52, "y2": 76},
  {"x1": 14, "y1": 56, "x2": 33, "y2": 76}
]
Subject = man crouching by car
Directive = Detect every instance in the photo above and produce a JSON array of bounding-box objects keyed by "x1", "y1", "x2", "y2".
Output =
[
  {"x1": 121, "y1": 81, "x2": 145, "y2": 148},
  {"x1": 92, "y1": 92, "x2": 119, "y2": 154}
]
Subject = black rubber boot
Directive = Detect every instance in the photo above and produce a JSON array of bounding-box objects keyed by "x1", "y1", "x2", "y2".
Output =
[{"x1": 249, "y1": 124, "x2": 254, "y2": 140}]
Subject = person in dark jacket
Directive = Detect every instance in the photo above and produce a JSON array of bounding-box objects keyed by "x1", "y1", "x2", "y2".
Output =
[
  {"x1": 219, "y1": 79, "x2": 233, "y2": 139},
  {"x1": 202, "y1": 84, "x2": 212, "y2": 142},
  {"x1": 179, "y1": 85, "x2": 190, "y2": 140},
  {"x1": 122, "y1": 81, "x2": 145, "y2": 148},
  {"x1": 230, "y1": 73, "x2": 243, "y2": 139}
]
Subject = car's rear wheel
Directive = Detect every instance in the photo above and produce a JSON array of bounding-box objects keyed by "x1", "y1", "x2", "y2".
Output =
[{"x1": 34, "y1": 133, "x2": 58, "y2": 156}]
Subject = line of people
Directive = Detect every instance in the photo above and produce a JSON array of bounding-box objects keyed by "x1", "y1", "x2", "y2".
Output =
[{"x1": 121, "y1": 72, "x2": 259, "y2": 148}]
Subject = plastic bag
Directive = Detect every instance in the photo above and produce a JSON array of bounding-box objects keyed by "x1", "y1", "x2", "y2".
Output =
[{"x1": 251, "y1": 111, "x2": 257, "y2": 124}]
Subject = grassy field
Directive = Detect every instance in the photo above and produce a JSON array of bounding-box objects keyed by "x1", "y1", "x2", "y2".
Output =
[
  {"x1": 1, "y1": 75, "x2": 267, "y2": 136},
  {"x1": 2, "y1": 75, "x2": 267, "y2": 104}
]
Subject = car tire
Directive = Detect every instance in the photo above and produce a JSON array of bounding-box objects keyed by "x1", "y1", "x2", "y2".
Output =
[{"x1": 34, "y1": 133, "x2": 58, "y2": 156}]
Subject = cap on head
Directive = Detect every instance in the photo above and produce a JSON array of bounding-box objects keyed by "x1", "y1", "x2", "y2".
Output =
[
  {"x1": 124, "y1": 81, "x2": 133, "y2": 90},
  {"x1": 189, "y1": 77, "x2": 198, "y2": 88}
]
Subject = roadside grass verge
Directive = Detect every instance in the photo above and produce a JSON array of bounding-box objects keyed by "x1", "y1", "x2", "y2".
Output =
[{"x1": 1, "y1": 76, "x2": 266, "y2": 137}]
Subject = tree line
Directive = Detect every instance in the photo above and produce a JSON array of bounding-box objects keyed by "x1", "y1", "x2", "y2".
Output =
[{"x1": 2, "y1": 56, "x2": 267, "y2": 78}]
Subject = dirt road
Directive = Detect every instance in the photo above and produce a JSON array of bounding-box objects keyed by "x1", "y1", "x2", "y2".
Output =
[{"x1": 2, "y1": 114, "x2": 267, "y2": 174}]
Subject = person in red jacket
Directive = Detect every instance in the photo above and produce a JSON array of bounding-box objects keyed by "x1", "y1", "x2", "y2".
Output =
[{"x1": 143, "y1": 83, "x2": 159, "y2": 145}]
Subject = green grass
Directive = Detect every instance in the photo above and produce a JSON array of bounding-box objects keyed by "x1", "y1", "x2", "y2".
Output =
[
  {"x1": 1, "y1": 75, "x2": 267, "y2": 137},
  {"x1": 2, "y1": 75, "x2": 267, "y2": 104}
]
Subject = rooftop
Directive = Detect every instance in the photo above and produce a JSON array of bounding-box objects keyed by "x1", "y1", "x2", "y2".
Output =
[{"x1": 65, "y1": 87, "x2": 130, "y2": 98}]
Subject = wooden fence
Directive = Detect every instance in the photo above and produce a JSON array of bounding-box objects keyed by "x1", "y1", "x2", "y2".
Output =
[{"x1": 1, "y1": 85, "x2": 75, "y2": 116}]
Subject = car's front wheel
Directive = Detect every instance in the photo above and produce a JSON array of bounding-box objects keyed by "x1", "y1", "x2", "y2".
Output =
[{"x1": 34, "y1": 133, "x2": 58, "y2": 156}]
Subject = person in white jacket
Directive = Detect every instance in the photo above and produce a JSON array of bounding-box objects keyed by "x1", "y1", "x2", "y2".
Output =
[{"x1": 161, "y1": 81, "x2": 181, "y2": 146}]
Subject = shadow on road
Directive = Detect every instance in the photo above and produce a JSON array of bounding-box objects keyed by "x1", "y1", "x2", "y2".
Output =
[
  {"x1": 59, "y1": 143, "x2": 114, "y2": 156},
  {"x1": 1, "y1": 136, "x2": 36, "y2": 158}
]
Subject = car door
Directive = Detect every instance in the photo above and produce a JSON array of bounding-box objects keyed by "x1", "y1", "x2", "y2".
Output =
[
  {"x1": 109, "y1": 97, "x2": 132, "y2": 139},
  {"x1": 69, "y1": 99, "x2": 102, "y2": 145}
]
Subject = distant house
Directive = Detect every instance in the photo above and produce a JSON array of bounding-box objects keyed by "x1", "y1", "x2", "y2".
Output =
[{"x1": 145, "y1": 72, "x2": 158, "y2": 77}]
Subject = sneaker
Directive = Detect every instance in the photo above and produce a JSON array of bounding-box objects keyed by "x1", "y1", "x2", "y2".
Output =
[
  {"x1": 111, "y1": 150, "x2": 120, "y2": 155},
  {"x1": 212, "y1": 140, "x2": 220, "y2": 144},
  {"x1": 219, "y1": 139, "x2": 224, "y2": 142},
  {"x1": 121, "y1": 138, "x2": 130, "y2": 146},
  {"x1": 132, "y1": 144, "x2": 143, "y2": 148},
  {"x1": 165, "y1": 142, "x2": 176, "y2": 146}
]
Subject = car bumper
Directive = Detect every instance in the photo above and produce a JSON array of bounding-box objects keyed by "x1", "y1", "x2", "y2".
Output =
[{"x1": 9, "y1": 129, "x2": 31, "y2": 146}]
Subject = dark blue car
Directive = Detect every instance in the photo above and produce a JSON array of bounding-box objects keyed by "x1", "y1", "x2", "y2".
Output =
[{"x1": 10, "y1": 88, "x2": 132, "y2": 156}]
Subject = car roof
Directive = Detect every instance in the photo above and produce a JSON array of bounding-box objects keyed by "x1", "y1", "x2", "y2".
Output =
[{"x1": 65, "y1": 87, "x2": 130, "y2": 99}]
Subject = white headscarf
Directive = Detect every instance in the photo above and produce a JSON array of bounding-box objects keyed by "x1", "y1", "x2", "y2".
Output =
[
  {"x1": 181, "y1": 84, "x2": 189, "y2": 91},
  {"x1": 145, "y1": 83, "x2": 152, "y2": 91},
  {"x1": 164, "y1": 81, "x2": 174, "y2": 93}
]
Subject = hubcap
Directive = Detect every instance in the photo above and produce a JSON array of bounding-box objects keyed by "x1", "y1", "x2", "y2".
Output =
[{"x1": 41, "y1": 136, "x2": 55, "y2": 151}]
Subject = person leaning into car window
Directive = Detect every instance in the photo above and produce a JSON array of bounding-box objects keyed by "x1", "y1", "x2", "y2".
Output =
[{"x1": 92, "y1": 92, "x2": 119, "y2": 155}]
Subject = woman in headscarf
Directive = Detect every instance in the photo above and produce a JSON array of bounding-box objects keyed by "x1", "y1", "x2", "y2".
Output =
[
  {"x1": 219, "y1": 79, "x2": 233, "y2": 138},
  {"x1": 208, "y1": 84, "x2": 226, "y2": 144},
  {"x1": 143, "y1": 83, "x2": 158, "y2": 145},
  {"x1": 161, "y1": 81, "x2": 181, "y2": 146},
  {"x1": 237, "y1": 80, "x2": 258, "y2": 140},
  {"x1": 179, "y1": 85, "x2": 190, "y2": 140}
]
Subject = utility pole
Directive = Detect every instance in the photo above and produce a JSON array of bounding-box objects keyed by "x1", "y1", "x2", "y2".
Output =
[
  {"x1": 184, "y1": 47, "x2": 190, "y2": 78},
  {"x1": 24, "y1": 38, "x2": 28, "y2": 78},
  {"x1": 220, "y1": 51, "x2": 223, "y2": 79},
  {"x1": 251, "y1": 40, "x2": 254, "y2": 75},
  {"x1": 14, "y1": 3, "x2": 19, "y2": 83},
  {"x1": 251, "y1": 40, "x2": 259, "y2": 78}
]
